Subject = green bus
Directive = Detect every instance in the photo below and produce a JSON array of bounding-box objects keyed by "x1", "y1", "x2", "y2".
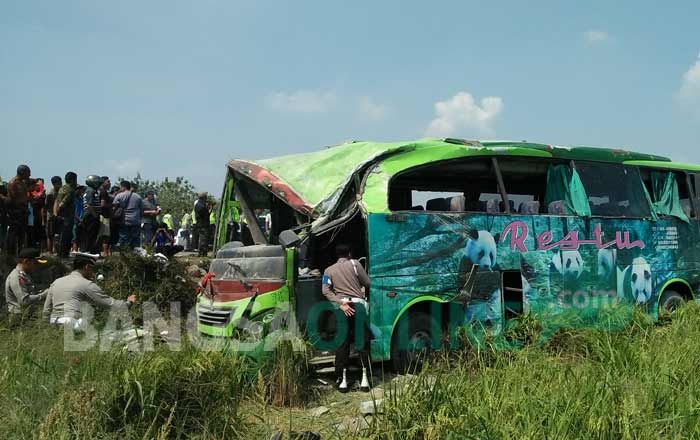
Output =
[{"x1": 197, "y1": 138, "x2": 700, "y2": 368}]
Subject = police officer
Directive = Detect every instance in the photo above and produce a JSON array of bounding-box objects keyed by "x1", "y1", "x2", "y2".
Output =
[
  {"x1": 43, "y1": 253, "x2": 136, "y2": 328},
  {"x1": 5, "y1": 247, "x2": 48, "y2": 322}
]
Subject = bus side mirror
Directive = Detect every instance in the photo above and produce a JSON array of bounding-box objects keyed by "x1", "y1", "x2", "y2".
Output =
[{"x1": 279, "y1": 229, "x2": 301, "y2": 248}]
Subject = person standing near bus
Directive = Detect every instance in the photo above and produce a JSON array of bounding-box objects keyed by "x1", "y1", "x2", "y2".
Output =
[
  {"x1": 322, "y1": 244, "x2": 372, "y2": 392},
  {"x1": 194, "y1": 192, "x2": 210, "y2": 256}
]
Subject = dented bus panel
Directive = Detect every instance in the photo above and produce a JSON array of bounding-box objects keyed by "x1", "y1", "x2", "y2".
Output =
[{"x1": 198, "y1": 139, "x2": 700, "y2": 365}]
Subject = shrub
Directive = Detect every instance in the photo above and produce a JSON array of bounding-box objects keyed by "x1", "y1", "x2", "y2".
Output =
[{"x1": 99, "y1": 252, "x2": 198, "y2": 322}]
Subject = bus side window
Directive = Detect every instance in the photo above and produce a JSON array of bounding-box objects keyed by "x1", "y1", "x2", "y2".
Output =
[
  {"x1": 692, "y1": 174, "x2": 700, "y2": 218},
  {"x1": 678, "y1": 173, "x2": 695, "y2": 218},
  {"x1": 641, "y1": 168, "x2": 695, "y2": 219},
  {"x1": 388, "y1": 158, "x2": 503, "y2": 213},
  {"x1": 576, "y1": 162, "x2": 651, "y2": 218},
  {"x1": 496, "y1": 158, "x2": 562, "y2": 215}
]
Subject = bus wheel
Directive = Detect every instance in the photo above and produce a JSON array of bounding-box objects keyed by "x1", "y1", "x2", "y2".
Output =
[
  {"x1": 659, "y1": 290, "x2": 685, "y2": 314},
  {"x1": 391, "y1": 312, "x2": 439, "y2": 373}
]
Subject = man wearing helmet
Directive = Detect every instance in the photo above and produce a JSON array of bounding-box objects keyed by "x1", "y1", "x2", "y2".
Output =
[{"x1": 82, "y1": 175, "x2": 103, "y2": 253}]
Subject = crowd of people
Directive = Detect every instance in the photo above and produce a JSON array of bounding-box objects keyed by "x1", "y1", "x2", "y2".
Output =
[
  {"x1": 0, "y1": 164, "x2": 216, "y2": 259},
  {"x1": 2, "y1": 163, "x2": 220, "y2": 328}
]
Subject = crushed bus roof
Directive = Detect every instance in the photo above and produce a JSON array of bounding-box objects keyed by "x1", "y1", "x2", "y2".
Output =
[{"x1": 228, "y1": 139, "x2": 673, "y2": 216}]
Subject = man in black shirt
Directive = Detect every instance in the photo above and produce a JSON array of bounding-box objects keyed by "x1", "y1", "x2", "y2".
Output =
[
  {"x1": 98, "y1": 177, "x2": 112, "y2": 256},
  {"x1": 194, "y1": 192, "x2": 211, "y2": 257}
]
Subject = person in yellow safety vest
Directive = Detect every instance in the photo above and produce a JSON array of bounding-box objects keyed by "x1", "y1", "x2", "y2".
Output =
[
  {"x1": 162, "y1": 213, "x2": 174, "y2": 232},
  {"x1": 229, "y1": 201, "x2": 240, "y2": 223},
  {"x1": 181, "y1": 212, "x2": 192, "y2": 229},
  {"x1": 225, "y1": 201, "x2": 241, "y2": 242}
]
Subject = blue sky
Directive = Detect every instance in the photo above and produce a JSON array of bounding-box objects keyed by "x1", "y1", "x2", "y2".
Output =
[{"x1": 2, "y1": 0, "x2": 699, "y2": 194}]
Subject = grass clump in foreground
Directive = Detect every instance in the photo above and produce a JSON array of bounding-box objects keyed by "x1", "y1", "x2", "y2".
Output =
[
  {"x1": 2, "y1": 303, "x2": 700, "y2": 439},
  {"x1": 0, "y1": 318, "x2": 313, "y2": 439},
  {"x1": 368, "y1": 303, "x2": 700, "y2": 440}
]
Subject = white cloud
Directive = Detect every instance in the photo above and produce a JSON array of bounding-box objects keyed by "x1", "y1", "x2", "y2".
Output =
[
  {"x1": 583, "y1": 29, "x2": 609, "y2": 45},
  {"x1": 107, "y1": 158, "x2": 143, "y2": 177},
  {"x1": 424, "y1": 91, "x2": 503, "y2": 137},
  {"x1": 357, "y1": 96, "x2": 389, "y2": 121},
  {"x1": 678, "y1": 54, "x2": 700, "y2": 104},
  {"x1": 265, "y1": 89, "x2": 336, "y2": 113}
]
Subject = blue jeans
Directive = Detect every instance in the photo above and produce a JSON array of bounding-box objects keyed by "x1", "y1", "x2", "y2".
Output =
[{"x1": 118, "y1": 224, "x2": 141, "y2": 249}]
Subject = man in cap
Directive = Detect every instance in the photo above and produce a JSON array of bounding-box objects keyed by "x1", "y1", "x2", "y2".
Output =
[
  {"x1": 194, "y1": 192, "x2": 211, "y2": 257},
  {"x1": 5, "y1": 247, "x2": 48, "y2": 322},
  {"x1": 43, "y1": 253, "x2": 135, "y2": 327}
]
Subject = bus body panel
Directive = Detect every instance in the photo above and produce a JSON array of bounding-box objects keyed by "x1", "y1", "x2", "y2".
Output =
[
  {"x1": 200, "y1": 139, "x2": 700, "y2": 365},
  {"x1": 368, "y1": 211, "x2": 699, "y2": 360}
]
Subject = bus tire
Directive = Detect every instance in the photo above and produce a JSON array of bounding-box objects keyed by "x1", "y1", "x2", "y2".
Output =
[
  {"x1": 391, "y1": 312, "x2": 439, "y2": 373},
  {"x1": 659, "y1": 290, "x2": 685, "y2": 313}
]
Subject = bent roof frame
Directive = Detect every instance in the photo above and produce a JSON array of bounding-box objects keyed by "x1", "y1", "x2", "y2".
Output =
[{"x1": 228, "y1": 138, "x2": 675, "y2": 218}]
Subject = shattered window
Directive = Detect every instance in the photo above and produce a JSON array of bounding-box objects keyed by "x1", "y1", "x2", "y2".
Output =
[
  {"x1": 388, "y1": 158, "x2": 503, "y2": 212},
  {"x1": 575, "y1": 162, "x2": 651, "y2": 218}
]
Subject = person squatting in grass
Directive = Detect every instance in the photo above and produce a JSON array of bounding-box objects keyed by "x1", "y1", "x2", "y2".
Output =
[
  {"x1": 322, "y1": 243, "x2": 373, "y2": 392},
  {"x1": 43, "y1": 253, "x2": 136, "y2": 330},
  {"x1": 151, "y1": 222, "x2": 184, "y2": 258},
  {"x1": 4, "y1": 247, "x2": 49, "y2": 325}
]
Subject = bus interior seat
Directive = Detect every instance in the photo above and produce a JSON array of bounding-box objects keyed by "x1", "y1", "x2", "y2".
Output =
[
  {"x1": 548, "y1": 200, "x2": 566, "y2": 215},
  {"x1": 426, "y1": 197, "x2": 449, "y2": 211},
  {"x1": 519, "y1": 201, "x2": 540, "y2": 215},
  {"x1": 449, "y1": 195, "x2": 465, "y2": 212},
  {"x1": 485, "y1": 198, "x2": 500, "y2": 213},
  {"x1": 681, "y1": 199, "x2": 693, "y2": 217},
  {"x1": 410, "y1": 205, "x2": 425, "y2": 211}
]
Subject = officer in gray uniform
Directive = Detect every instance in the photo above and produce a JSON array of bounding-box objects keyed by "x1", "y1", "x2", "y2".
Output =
[
  {"x1": 43, "y1": 253, "x2": 135, "y2": 328},
  {"x1": 5, "y1": 247, "x2": 48, "y2": 321}
]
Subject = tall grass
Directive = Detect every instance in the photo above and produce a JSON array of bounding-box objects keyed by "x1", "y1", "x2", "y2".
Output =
[
  {"x1": 3, "y1": 304, "x2": 700, "y2": 439},
  {"x1": 0, "y1": 320, "x2": 304, "y2": 439},
  {"x1": 367, "y1": 303, "x2": 700, "y2": 439}
]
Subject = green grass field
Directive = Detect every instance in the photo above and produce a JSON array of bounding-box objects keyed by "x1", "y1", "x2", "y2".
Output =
[{"x1": 2, "y1": 303, "x2": 700, "y2": 439}]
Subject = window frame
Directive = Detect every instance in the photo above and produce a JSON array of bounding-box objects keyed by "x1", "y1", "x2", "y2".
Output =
[
  {"x1": 387, "y1": 155, "x2": 575, "y2": 216},
  {"x1": 636, "y1": 166, "x2": 697, "y2": 220},
  {"x1": 573, "y1": 160, "x2": 654, "y2": 220}
]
